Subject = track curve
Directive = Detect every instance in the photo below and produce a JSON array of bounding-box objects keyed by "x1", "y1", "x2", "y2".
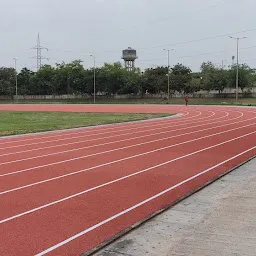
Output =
[{"x1": 0, "y1": 104, "x2": 255, "y2": 256}]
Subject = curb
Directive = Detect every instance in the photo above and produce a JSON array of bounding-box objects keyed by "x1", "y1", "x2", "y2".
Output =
[{"x1": 0, "y1": 114, "x2": 181, "y2": 140}]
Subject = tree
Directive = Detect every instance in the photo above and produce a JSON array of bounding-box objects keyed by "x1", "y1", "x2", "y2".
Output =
[
  {"x1": 189, "y1": 74, "x2": 203, "y2": 93},
  {"x1": 118, "y1": 70, "x2": 141, "y2": 95},
  {"x1": 212, "y1": 70, "x2": 228, "y2": 94},
  {"x1": 97, "y1": 62, "x2": 130, "y2": 95},
  {"x1": 0, "y1": 59, "x2": 255, "y2": 98},
  {"x1": 249, "y1": 70, "x2": 256, "y2": 89},
  {"x1": 200, "y1": 61, "x2": 217, "y2": 90},
  {"x1": 83, "y1": 68, "x2": 96, "y2": 95},
  {"x1": 170, "y1": 64, "x2": 192, "y2": 93},
  {"x1": 200, "y1": 61, "x2": 216, "y2": 74},
  {"x1": 142, "y1": 67, "x2": 168, "y2": 95},
  {"x1": 17, "y1": 68, "x2": 34, "y2": 95},
  {"x1": 200, "y1": 62, "x2": 229, "y2": 94},
  {"x1": 229, "y1": 64, "x2": 253, "y2": 91},
  {"x1": 0, "y1": 67, "x2": 16, "y2": 96},
  {"x1": 204, "y1": 69, "x2": 228, "y2": 94},
  {"x1": 54, "y1": 60, "x2": 85, "y2": 95},
  {"x1": 30, "y1": 65, "x2": 57, "y2": 95}
]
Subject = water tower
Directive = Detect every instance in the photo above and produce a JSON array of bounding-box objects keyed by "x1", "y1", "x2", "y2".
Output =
[{"x1": 122, "y1": 47, "x2": 138, "y2": 71}]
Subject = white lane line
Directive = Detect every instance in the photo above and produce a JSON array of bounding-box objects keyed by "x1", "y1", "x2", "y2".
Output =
[
  {"x1": 0, "y1": 112, "x2": 185, "y2": 142},
  {"x1": 35, "y1": 145, "x2": 256, "y2": 256},
  {"x1": 0, "y1": 111, "x2": 200, "y2": 147},
  {"x1": 1, "y1": 133, "x2": 255, "y2": 226},
  {"x1": 0, "y1": 123, "x2": 255, "y2": 195},
  {"x1": 0, "y1": 111, "x2": 189, "y2": 142},
  {"x1": 0, "y1": 115, "x2": 249, "y2": 178},
  {"x1": 0, "y1": 111, "x2": 205, "y2": 150},
  {"x1": 0, "y1": 112, "x2": 235, "y2": 165},
  {"x1": 0, "y1": 111, "x2": 227, "y2": 156}
]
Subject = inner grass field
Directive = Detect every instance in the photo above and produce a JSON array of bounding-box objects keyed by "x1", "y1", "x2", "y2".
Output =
[{"x1": 0, "y1": 112, "x2": 170, "y2": 137}]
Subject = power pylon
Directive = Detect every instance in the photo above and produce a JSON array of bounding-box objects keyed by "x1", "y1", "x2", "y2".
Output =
[{"x1": 32, "y1": 33, "x2": 48, "y2": 71}]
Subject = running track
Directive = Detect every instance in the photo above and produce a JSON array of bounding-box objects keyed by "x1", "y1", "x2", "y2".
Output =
[{"x1": 0, "y1": 104, "x2": 255, "y2": 256}]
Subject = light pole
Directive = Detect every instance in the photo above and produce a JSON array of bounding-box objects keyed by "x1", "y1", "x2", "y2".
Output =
[
  {"x1": 229, "y1": 36, "x2": 246, "y2": 102},
  {"x1": 221, "y1": 60, "x2": 227, "y2": 69},
  {"x1": 13, "y1": 58, "x2": 18, "y2": 97},
  {"x1": 163, "y1": 49, "x2": 173, "y2": 101},
  {"x1": 90, "y1": 55, "x2": 96, "y2": 104}
]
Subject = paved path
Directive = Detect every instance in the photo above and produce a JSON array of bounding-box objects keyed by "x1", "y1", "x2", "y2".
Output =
[{"x1": 94, "y1": 157, "x2": 256, "y2": 256}]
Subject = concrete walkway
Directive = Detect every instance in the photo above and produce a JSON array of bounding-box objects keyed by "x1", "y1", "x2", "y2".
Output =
[{"x1": 93, "y1": 158, "x2": 256, "y2": 256}]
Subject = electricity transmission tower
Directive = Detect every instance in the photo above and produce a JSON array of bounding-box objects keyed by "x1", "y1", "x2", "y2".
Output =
[{"x1": 32, "y1": 33, "x2": 48, "y2": 71}]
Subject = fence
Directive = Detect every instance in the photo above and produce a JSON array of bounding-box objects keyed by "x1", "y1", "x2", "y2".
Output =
[{"x1": 0, "y1": 89, "x2": 256, "y2": 101}]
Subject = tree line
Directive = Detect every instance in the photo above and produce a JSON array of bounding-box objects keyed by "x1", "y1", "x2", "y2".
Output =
[{"x1": 0, "y1": 60, "x2": 255, "y2": 97}]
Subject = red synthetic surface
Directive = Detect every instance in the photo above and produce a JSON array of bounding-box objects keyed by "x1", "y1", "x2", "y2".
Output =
[{"x1": 0, "y1": 104, "x2": 255, "y2": 256}]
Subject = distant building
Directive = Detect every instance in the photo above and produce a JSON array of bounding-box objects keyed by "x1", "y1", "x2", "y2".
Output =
[{"x1": 122, "y1": 47, "x2": 138, "y2": 71}]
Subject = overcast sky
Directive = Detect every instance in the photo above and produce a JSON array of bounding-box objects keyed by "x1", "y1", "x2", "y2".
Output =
[{"x1": 1, "y1": 0, "x2": 256, "y2": 71}]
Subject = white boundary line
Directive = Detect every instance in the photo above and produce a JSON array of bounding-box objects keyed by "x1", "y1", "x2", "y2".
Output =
[
  {"x1": 0, "y1": 124, "x2": 255, "y2": 195},
  {"x1": 0, "y1": 111, "x2": 229, "y2": 157},
  {"x1": 0, "y1": 111, "x2": 193, "y2": 145},
  {"x1": 5, "y1": 108, "x2": 253, "y2": 152},
  {"x1": 0, "y1": 105, "x2": 193, "y2": 141},
  {"x1": 0, "y1": 111, "x2": 226, "y2": 152},
  {"x1": 0, "y1": 111, "x2": 248, "y2": 169},
  {"x1": 0, "y1": 113, "x2": 184, "y2": 140},
  {"x1": 0, "y1": 111, "x2": 207, "y2": 149},
  {"x1": 1, "y1": 111, "x2": 239, "y2": 165},
  {"x1": 1, "y1": 132, "x2": 255, "y2": 227},
  {"x1": 35, "y1": 145, "x2": 256, "y2": 256}
]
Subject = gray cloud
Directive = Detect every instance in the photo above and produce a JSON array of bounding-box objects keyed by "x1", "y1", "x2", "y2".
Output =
[{"x1": 0, "y1": 0, "x2": 255, "y2": 71}]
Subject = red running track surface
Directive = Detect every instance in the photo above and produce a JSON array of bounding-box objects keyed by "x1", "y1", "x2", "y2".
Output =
[{"x1": 0, "y1": 104, "x2": 255, "y2": 256}]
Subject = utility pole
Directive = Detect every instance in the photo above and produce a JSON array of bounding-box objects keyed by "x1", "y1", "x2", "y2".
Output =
[
  {"x1": 13, "y1": 58, "x2": 18, "y2": 97},
  {"x1": 232, "y1": 56, "x2": 235, "y2": 66},
  {"x1": 163, "y1": 49, "x2": 174, "y2": 101},
  {"x1": 90, "y1": 55, "x2": 96, "y2": 104},
  {"x1": 229, "y1": 36, "x2": 246, "y2": 102},
  {"x1": 32, "y1": 33, "x2": 48, "y2": 71},
  {"x1": 221, "y1": 60, "x2": 227, "y2": 69}
]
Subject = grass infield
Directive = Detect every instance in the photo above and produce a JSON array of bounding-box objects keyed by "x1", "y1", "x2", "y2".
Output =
[{"x1": 0, "y1": 111, "x2": 170, "y2": 137}]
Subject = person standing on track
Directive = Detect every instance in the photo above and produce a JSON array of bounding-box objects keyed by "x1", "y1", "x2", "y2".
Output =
[{"x1": 185, "y1": 96, "x2": 189, "y2": 106}]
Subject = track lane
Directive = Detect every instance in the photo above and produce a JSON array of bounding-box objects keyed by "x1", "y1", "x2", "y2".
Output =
[
  {"x1": 0, "y1": 110, "x2": 218, "y2": 155},
  {"x1": 0, "y1": 108, "x2": 194, "y2": 144},
  {"x1": 0, "y1": 110, "x2": 243, "y2": 174},
  {"x1": 0, "y1": 131, "x2": 255, "y2": 256},
  {"x1": 40, "y1": 146, "x2": 256, "y2": 256},
  {"x1": 0, "y1": 111, "x2": 191, "y2": 145},
  {"x1": 0, "y1": 110, "x2": 206, "y2": 151},
  {"x1": 0, "y1": 113, "x2": 253, "y2": 191},
  {"x1": 0, "y1": 103, "x2": 197, "y2": 114},
  {"x1": 0, "y1": 111, "x2": 225, "y2": 164},
  {"x1": 0, "y1": 123, "x2": 255, "y2": 220},
  {"x1": 0, "y1": 105, "x2": 255, "y2": 256}
]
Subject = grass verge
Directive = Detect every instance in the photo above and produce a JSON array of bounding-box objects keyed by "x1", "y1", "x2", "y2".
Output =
[{"x1": 0, "y1": 111, "x2": 170, "y2": 137}]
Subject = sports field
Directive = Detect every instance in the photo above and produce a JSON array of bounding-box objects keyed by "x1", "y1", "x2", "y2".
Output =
[
  {"x1": 0, "y1": 104, "x2": 255, "y2": 255},
  {"x1": 0, "y1": 111, "x2": 168, "y2": 136}
]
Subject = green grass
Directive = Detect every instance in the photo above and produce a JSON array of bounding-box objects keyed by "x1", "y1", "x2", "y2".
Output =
[
  {"x1": 0, "y1": 111, "x2": 170, "y2": 137},
  {"x1": 1, "y1": 97, "x2": 256, "y2": 106}
]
